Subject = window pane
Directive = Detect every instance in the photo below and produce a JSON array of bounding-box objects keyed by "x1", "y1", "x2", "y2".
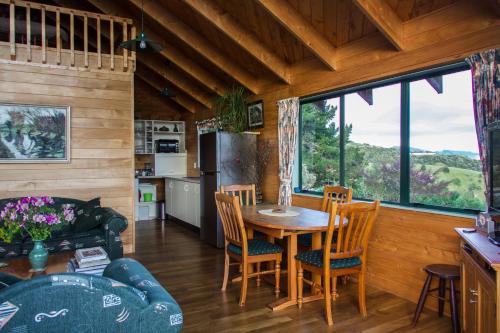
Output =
[
  {"x1": 300, "y1": 98, "x2": 340, "y2": 191},
  {"x1": 344, "y1": 84, "x2": 401, "y2": 202},
  {"x1": 409, "y1": 70, "x2": 486, "y2": 210}
]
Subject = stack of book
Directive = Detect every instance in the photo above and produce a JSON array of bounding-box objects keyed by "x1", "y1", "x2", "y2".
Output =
[{"x1": 67, "y1": 247, "x2": 110, "y2": 276}]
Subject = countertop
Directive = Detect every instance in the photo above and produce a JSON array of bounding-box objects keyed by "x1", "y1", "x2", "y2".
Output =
[
  {"x1": 137, "y1": 175, "x2": 200, "y2": 184},
  {"x1": 455, "y1": 228, "x2": 500, "y2": 270}
]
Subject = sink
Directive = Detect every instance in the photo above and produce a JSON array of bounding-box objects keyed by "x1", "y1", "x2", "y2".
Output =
[{"x1": 182, "y1": 177, "x2": 200, "y2": 180}]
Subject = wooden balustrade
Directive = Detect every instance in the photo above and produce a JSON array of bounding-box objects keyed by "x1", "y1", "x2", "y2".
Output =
[{"x1": 0, "y1": 0, "x2": 135, "y2": 72}]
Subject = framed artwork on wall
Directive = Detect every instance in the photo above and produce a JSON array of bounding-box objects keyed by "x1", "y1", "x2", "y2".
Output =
[
  {"x1": 247, "y1": 100, "x2": 264, "y2": 129},
  {"x1": 0, "y1": 103, "x2": 71, "y2": 163}
]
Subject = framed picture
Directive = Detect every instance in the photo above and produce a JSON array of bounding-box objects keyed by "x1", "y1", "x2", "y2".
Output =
[
  {"x1": 0, "y1": 103, "x2": 70, "y2": 163},
  {"x1": 247, "y1": 100, "x2": 264, "y2": 129}
]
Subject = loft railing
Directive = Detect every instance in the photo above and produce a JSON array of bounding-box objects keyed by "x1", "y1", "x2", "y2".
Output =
[{"x1": 0, "y1": 0, "x2": 136, "y2": 72}]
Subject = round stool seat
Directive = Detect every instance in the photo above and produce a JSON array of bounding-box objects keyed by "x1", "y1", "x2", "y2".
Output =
[{"x1": 424, "y1": 264, "x2": 460, "y2": 280}]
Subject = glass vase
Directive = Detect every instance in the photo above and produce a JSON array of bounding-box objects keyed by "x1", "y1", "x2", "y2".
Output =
[{"x1": 29, "y1": 240, "x2": 48, "y2": 272}]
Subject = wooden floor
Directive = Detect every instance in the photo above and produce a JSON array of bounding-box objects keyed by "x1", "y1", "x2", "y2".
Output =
[{"x1": 131, "y1": 220, "x2": 452, "y2": 332}]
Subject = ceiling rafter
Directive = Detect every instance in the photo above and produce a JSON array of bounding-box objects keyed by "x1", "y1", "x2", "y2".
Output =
[
  {"x1": 183, "y1": 0, "x2": 291, "y2": 84},
  {"x1": 137, "y1": 66, "x2": 206, "y2": 114},
  {"x1": 256, "y1": 0, "x2": 337, "y2": 71},
  {"x1": 135, "y1": 75, "x2": 190, "y2": 115},
  {"x1": 353, "y1": 0, "x2": 405, "y2": 51},
  {"x1": 140, "y1": 53, "x2": 215, "y2": 109},
  {"x1": 127, "y1": 0, "x2": 260, "y2": 94},
  {"x1": 85, "y1": 0, "x2": 229, "y2": 96}
]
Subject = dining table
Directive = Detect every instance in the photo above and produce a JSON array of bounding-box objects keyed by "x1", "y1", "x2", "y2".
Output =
[{"x1": 239, "y1": 203, "x2": 342, "y2": 311}]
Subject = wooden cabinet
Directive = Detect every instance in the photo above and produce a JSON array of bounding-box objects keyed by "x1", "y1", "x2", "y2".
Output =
[{"x1": 457, "y1": 229, "x2": 499, "y2": 333}]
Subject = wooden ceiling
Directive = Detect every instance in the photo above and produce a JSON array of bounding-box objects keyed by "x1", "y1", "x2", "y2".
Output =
[{"x1": 44, "y1": 0, "x2": 495, "y2": 114}]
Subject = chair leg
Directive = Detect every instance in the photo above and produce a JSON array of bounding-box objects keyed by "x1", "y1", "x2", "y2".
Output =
[
  {"x1": 438, "y1": 278, "x2": 445, "y2": 317},
  {"x1": 256, "y1": 262, "x2": 261, "y2": 287},
  {"x1": 221, "y1": 249, "x2": 229, "y2": 291},
  {"x1": 450, "y1": 280, "x2": 460, "y2": 333},
  {"x1": 275, "y1": 260, "x2": 281, "y2": 297},
  {"x1": 358, "y1": 270, "x2": 367, "y2": 317},
  {"x1": 239, "y1": 262, "x2": 248, "y2": 307},
  {"x1": 332, "y1": 277, "x2": 338, "y2": 301},
  {"x1": 297, "y1": 262, "x2": 303, "y2": 308},
  {"x1": 412, "y1": 274, "x2": 432, "y2": 327},
  {"x1": 324, "y1": 272, "x2": 333, "y2": 326}
]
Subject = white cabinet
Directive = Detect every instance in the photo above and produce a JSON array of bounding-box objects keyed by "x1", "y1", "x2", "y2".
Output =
[
  {"x1": 155, "y1": 154, "x2": 187, "y2": 176},
  {"x1": 165, "y1": 178, "x2": 200, "y2": 228}
]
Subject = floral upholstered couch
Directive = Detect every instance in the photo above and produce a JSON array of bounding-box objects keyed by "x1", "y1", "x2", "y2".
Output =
[
  {"x1": 0, "y1": 258, "x2": 183, "y2": 332},
  {"x1": 0, "y1": 197, "x2": 127, "y2": 260}
]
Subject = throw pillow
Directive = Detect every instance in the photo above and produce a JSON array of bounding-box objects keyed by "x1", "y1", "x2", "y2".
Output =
[{"x1": 72, "y1": 198, "x2": 103, "y2": 233}]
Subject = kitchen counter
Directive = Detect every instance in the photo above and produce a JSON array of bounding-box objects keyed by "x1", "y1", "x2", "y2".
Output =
[{"x1": 137, "y1": 175, "x2": 200, "y2": 184}]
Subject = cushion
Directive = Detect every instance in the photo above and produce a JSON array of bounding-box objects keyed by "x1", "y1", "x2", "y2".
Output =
[
  {"x1": 295, "y1": 249, "x2": 361, "y2": 269},
  {"x1": 23, "y1": 228, "x2": 106, "y2": 254},
  {"x1": 228, "y1": 239, "x2": 283, "y2": 256},
  {"x1": 72, "y1": 198, "x2": 103, "y2": 233}
]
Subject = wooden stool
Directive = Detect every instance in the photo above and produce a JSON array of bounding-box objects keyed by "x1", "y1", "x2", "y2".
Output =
[{"x1": 412, "y1": 264, "x2": 460, "y2": 333}]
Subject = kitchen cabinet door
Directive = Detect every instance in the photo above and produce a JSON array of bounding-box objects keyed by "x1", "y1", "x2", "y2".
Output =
[
  {"x1": 194, "y1": 184, "x2": 200, "y2": 228},
  {"x1": 185, "y1": 183, "x2": 196, "y2": 226},
  {"x1": 172, "y1": 180, "x2": 187, "y2": 222},
  {"x1": 462, "y1": 252, "x2": 477, "y2": 333},
  {"x1": 165, "y1": 179, "x2": 173, "y2": 217},
  {"x1": 477, "y1": 267, "x2": 496, "y2": 333}
]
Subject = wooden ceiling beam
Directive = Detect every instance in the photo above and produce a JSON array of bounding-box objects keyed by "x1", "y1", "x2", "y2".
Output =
[
  {"x1": 184, "y1": 0, "x2": 291, "y2": 84},
  {"x1": 135, "y1": 76, "x2": 189, "y2": 115},
  {"x1": 140, "y1": 54, "x2": 215, "y2": 109},
  {"x1": 86, "y1": 0, "x2": 229, "y2": 96},
  {"x1": 128, "y1": 0, "x2": 260, "y2": 94},
  {"x1": 256, "y1": 0, "x2": 337, "y2": 71},
  {"x1": 136, "y1": 69, "x2": 202, "y2": 114},
  {"x1": 481, "y1": 0, "x2": 500, "y2": 16},
  {"x1": 353, "y1": 0, "x2": 405, "y2": 51}
]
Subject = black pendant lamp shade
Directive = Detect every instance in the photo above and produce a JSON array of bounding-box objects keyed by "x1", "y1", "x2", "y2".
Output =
[{"x1": 120, "y1": 0, "x2": 164, "y2": 53}]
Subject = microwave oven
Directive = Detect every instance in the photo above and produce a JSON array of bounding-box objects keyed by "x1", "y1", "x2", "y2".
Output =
[{"x1": 156, "y1": 139, "x2": 179, "y2": 153}]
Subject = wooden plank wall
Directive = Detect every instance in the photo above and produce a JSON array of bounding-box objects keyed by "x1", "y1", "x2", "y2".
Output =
[
  {"x1": 292, "y1": 194, "x2": 473, "y2": 313},
  {"x1": 0, "y1": 61, "x2": 136, "y2": 253}
]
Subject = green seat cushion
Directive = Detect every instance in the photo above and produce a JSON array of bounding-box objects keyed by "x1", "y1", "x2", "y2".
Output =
[
  {"x1": 72, "y1": 198, "x2": 103, "y2": 233},
  {"x1": 295, "y1": 249, "x2": 361, "y2": 269},
  {"x1": 228, "y1": 239, "x2": 283, "y2": 256}
]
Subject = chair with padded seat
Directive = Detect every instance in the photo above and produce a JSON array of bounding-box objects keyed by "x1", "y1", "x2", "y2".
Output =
[
  {"x1": 215, "y1": 192, "x2": 283, "y2": 306},
  {"x1": 296, "y1": 200, "x2": 380, "y2": 326}
]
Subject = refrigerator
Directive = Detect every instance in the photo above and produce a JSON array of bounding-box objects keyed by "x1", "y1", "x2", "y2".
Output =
[{"x1": 199, "y1": 131, "x2": 256, "y2": 248}]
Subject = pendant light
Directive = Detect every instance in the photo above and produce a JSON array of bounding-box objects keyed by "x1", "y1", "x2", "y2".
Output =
[{"x1": 120, "y1": 0, "x2": 164, "y2": 52}]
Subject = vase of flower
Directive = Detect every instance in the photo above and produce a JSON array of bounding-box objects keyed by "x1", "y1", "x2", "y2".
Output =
[
  {"x1": 0, "y1": 196, "x2": 74, "y2": 272},
  {"x1": 29, "y1": 240, "x2": 48, "y2": 272}
]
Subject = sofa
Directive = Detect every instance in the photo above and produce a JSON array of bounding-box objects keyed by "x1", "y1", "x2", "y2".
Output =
[
  {"x1": 0, "y1": 258, "x2": 183, "y2": 332},
  {"x1": 0, "y1": 197, "x2": 127, "y2": 260}
]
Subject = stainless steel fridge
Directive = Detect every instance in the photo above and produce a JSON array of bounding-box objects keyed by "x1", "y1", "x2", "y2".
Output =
[{"x1": 199, "y1": 131, "x2": 256, "y2": 248}]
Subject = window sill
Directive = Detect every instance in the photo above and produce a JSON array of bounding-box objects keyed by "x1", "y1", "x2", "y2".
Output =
[{"x1": 292, "y1": 192, "x2": 476, "y2": 220}]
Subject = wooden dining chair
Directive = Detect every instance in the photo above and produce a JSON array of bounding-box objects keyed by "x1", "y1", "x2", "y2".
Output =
[
  {"x1": 296, "y1": 200, "x2": 380, "y2": 326},
  {"x1": 215, "y1": 192, "x2": 283, "y2": 306},
  {"x1": 298, "y1": 185, "x2": 353, "y2": 248},
  {"x1": 220, "y1": 184, "x2": 257, "y2": 206}
]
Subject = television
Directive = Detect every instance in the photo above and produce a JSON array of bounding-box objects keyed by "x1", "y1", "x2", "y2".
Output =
[{"x1": 489, "y1": 121, "x2": 500, "y2": 210}]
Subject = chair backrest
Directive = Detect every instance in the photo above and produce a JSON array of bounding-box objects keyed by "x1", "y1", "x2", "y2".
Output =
[
  {"x1": 215, "y1": 192, "x2": 247, "y2": 251},
  {"x1": 321, "y1": 185, "x2": 353, "y2": 212},
  {"x1": 220, "y1": 184, "x2": 257, "y2": 206},
  {"x1": 324, "y1": 201, "x2": 380, "y2": 268}
]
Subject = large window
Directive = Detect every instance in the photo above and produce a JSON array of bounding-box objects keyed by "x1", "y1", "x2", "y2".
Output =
[{"x1": 299, "y1": 64, "x2": 486, "y2": 212}]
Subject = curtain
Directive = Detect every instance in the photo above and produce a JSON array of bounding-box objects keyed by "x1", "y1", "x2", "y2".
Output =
[
  {"x1": 466, "y1": 48, "x2": 500, "y2": 207},
  {"x1": 277, "y1": 97, "x2": 300, "y2": 206}
]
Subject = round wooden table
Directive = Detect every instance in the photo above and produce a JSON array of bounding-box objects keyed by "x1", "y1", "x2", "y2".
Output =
[{"x1": 240, "y1": 204, "x2": 341, "y2": 311}]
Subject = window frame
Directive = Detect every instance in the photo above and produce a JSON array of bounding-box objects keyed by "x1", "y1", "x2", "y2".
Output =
[{"x1": 297, "y1": 62, "x2": 482, "y2": 214}]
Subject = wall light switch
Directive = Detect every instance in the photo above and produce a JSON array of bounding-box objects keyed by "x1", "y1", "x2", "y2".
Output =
[{"x1": 193, "y1": 162, "x2": 197, "y2": 169}]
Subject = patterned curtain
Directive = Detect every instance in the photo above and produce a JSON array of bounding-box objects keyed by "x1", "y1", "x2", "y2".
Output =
[
  {"x1": 466, "y1": 48, "x2": 500, "y2": 207},
  {"x1": 277, "y1": 97, "x2": 300, "y2": 206}
]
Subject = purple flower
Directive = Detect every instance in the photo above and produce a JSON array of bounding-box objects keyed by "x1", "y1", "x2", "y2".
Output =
[
  {"x1": 9, "y1": 212, "x2": 17, "y2": 221},
  {"x1": 21, "y1": 197, "x2": 31, "y2": 205},
  {"x1": 5, "y1": 202, "x2": 15, "y2": 209},
  {"x1": 45, "y1": 214, "x2": 61, "y2": 226},
  {"x1": 63, "y1": 208, "x2": 74, "y2": 222},
  {"x1": 33, "y1": 214, "x2": 46, "y2": 223},
  {"x1": 41, "y1": 196, "x2": 54, "y2": 205},
  {"x1": 0, "y1": 210, "x2": 6, "y2": 219}
]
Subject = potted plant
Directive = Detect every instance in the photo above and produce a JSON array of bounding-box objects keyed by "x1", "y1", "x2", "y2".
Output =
[
  {"x1": 0, "y1": 196, "x2": 74, "y2": 271},
  {"x1": 214, "y1": 86, "x2": 248, "y2": 133}
]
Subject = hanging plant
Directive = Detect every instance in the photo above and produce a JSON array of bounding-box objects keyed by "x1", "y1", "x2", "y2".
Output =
[{"x1": 213, "y1": 86, "x2": 248, "y2": 133}]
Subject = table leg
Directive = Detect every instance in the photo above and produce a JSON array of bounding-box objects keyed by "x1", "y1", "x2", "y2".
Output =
[
  {"x1": 311, "y1": 232, "x2": 322, "y2": 295},
  {"x1": 268, "y1": 233, "x2": 298, "y2": 311}
]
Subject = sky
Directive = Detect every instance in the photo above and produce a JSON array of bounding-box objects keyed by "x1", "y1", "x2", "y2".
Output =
[{"x1": 325, "y1": 70, "x2": 479, "y2": 154}]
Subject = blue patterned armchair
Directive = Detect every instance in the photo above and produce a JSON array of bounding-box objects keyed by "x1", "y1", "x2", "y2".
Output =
[{"x1": 0, "y1": 258, "x2": 183, "y2": 333}]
